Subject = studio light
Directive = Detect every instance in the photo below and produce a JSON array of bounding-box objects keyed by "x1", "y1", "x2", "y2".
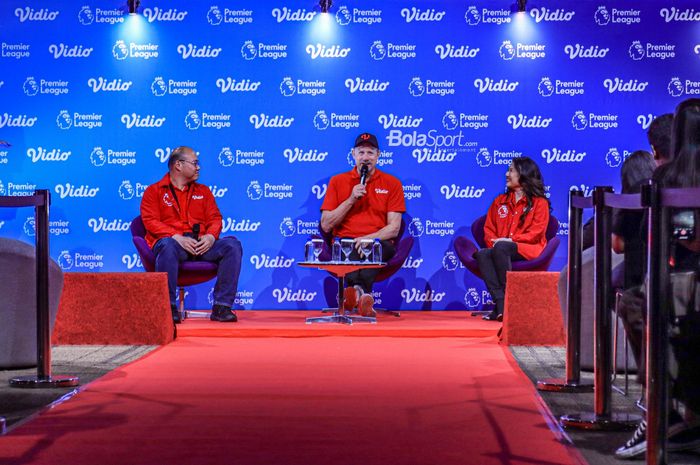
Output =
[
  {"x1": 128, "y1": 0, "x2": 141, "y2": 15},
  {"x1": 319, "y1": 0, "x2": 332, "y2": 14}
]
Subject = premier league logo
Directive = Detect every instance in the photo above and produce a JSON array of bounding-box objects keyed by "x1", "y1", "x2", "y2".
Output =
[
  {"x1": 151, "y1": 77, "x2": 167, "y2": 96},
  {"x1": 629, "y1": 41, "x2": 645, "y2": 61},
  {"x1": 23, "y1": 217, "x2": 35, "y2": 236},
  {"x1": 571, "y1": 111, "x2": 588, "y2": 130},
  {"x1": 78, "y1": 5, "x2": 94, "y2": 25},
  {"x1": 442, "y1": 251, "x2": 459, "y2": 271},
  {"x1": 184, "y1": 110, "x2": 201, "y2": 130},
  {"x1": 605, "y1": 148, "x2": 622, "y2": 168},
  {"x1": 336, "y1": 6, "x2": 351, "y2": 25},
  {"x1": 594, "y1": 6, "x2": 611, "y2": 25},
  {"x1": 476, "y1": 148, "x2": 492, "y2": 168},
  {"x1": 119, "y1": 180, "x2": 135, "y2": 200},
  {"x1": 538, "y1": 77, "x2": 555, "y2": 97},
  {"x1": 90, "y1": 147, "x2": 106, "y2": 167},
  {"x1": 442, "y1": 111, "x2": 459, "y2": 130},
  {"x1": 313, "y1": 110, "x2": 330, "y2": 130},
  {"x1": 207, "y1": 6, "x2": 223, "y2": 25},
  {"x1": 56, "y1": 110, "x2": 72, "y2": 130},
  {"x1": 369, "y1": 41, "x2": 386, "y2": 60},
  {"x1": 279, "y1": 217, "x2": 295, "y2": 237},
  {"x1": 58, "y1": 250, "x2": 73, "y2": 271},
  {"x1": 113, "y1": 40, "x2": 128, "y2": 60},
  {"x1": 241, "y1": 40, "x2": 257, "y2": 60},
  {"x1": 464, "y1": 288, "x2": 481, "y2": 308},
  {"x1": 346, "y1": 150, "x2": 355, "y2": 167},
  {"x1": 247, "y1": 181, "x2": 263, "y2": 200},
  {"x1": 499, "y1": 40, "x2": 516, "y2": 60},
  {"x1": 408, "y1": 77, "x2": 425, "y2": 97},
  {"x1": 465, "y1": 6, "x2": 481, "y2": 25},
  {"x1": 23, "y1": 77, "x2": 39, "y2": 96},
  {"x1": 279, "y1": 77, "x2": 296, "y2": 97},
  {"x1": 668, "y1": 77, "x2": 684, "y2": 97},
  {"x1": 218, "y1": 147, "x2": 234, "y2": 167},
  {"x1": 408, "y1": 218, "x2": 424, "y2": 237}
]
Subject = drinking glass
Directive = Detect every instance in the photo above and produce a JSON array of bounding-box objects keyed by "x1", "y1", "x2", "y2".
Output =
[
  {"x1": 360, "y1": 239, "x2": 374, "y2": 262},
  {"x1": 311, "y1": 238, "x2": 324, "y2": 262},
  {"x1": 340, "y1": 239, "x2": 354, "y2": 262}
]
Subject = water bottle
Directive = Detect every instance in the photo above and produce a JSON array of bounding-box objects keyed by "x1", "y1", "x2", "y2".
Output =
[
  {"x1": 304, "y1": 240, "x2": 314, "y2": 262},
  {"x1": 372, "y1": 239, "x2": 382, "y2": 263},
  {"x1": 332, "y1": 238, "x2": 342, "y2": 262}
]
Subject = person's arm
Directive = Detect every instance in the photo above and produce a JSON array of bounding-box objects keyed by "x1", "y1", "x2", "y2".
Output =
[
  {"x1": 510, "y1": 199, "x2": 549, "y2": 244},
  {"x1": 482, "y1": 201, "x2": 499, "y2": 247},
  {"x1": 140, "y1": 185, "x2": 178, "y2": 239},
  {"x1": 320, "y1": 182, "x2": 366, "y2": 234},
  {"x1": 353, "y1": 211, "x2": 402, "y2": 244}
]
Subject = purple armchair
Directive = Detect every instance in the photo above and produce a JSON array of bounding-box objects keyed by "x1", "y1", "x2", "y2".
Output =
[
  {"x1": 454, "y1": 214, "x2": 561, "y2": 279},
  {"x1": 130, "y1": 215, "x2": 219, "y2": 317},
  {"x1": 319, "y1": 218, "x2": 414, "y2": 316}
]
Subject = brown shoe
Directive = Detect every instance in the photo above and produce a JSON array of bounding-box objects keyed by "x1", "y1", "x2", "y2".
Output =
[
  {"x1": 343, "y1": 286, "x2": 358, "y2": 312},
  {"x1": 358, "y1": 294, "x2": 376, "y2": 317}
]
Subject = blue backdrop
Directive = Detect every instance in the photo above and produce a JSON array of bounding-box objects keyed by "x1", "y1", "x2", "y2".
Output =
[{"x1": 1, "y1": 0, "x2": 699, "y2": 310}]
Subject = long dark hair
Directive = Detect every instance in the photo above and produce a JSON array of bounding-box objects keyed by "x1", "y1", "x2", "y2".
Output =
[
  {"x1": 621, "y1": 150, "x2": 655, "y2": 194},
  {"x1": 509, "y1": 156, "x2": 549, "y2": 226},
  {"x1": 664, "y1": 98, "x2": 700, "y2": 188}
]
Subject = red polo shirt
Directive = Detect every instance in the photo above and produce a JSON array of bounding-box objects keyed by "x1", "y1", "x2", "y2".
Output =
[
  {"x1": 321, "y1": 168, "x2": 406, "y2": 238},
  {"x1": 140, "y1": 173, "x2": 222, "y2": 248},
  {"x1": 483, "y1": 192, "x2": 549, "y2": 260}
]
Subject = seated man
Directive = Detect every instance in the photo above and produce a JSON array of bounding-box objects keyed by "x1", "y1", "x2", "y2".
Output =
[
  {"x1": 140, "y1": 146, "x2": 243, "y2": 324},
  {"x1": 320, "y1": 132, "x2": 406, "y2": 316}
]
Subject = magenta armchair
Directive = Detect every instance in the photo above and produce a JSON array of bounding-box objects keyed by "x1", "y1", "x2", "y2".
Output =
[{"x1": 454, "y1": 214, "x2": 561, "y2": 279}]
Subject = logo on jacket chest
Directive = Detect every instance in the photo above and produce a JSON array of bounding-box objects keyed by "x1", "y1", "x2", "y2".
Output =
[
  {"x1": 498, "y1": 205, "x2": 509, "y2": 218},
  {"x1": 163, "y1": 192, "x2": 173, "y2": 206}
]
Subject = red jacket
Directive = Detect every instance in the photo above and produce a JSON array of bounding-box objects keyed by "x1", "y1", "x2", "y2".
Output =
[
  {"x1": 140, "y1": 173, "x2": 222, "y2": 248},
  {"x1": 483, "y1": 192, "x2": 549, "y2": 260}
]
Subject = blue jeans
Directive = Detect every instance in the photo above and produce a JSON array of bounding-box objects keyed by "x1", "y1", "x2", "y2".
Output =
[{"x1": 152, "y1": 236, "x2": 243, "y2": 308}]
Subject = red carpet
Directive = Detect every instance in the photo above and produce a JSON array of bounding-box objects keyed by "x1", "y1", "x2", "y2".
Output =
[
  {"x1": 0, "y1": 330, "x2": 581, "y2": 465},
  {"x1": 177, "y1": 311, "x2": 499, "y2": 338}
]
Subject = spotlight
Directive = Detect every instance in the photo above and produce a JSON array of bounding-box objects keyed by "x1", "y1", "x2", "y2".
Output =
[
  {"x1": 128, "y1": 0, "x2": 140, "y2": 14},
  {"x1": 319, "y1": 0, "x2": 332, "y2": 13}
]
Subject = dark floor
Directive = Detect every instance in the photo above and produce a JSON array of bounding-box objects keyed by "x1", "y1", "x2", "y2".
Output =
[
  {"x1": 1, "y1": 344, "x2": 700, "y2": 464},
  {"x1": 510, "y1": 346, "x2": 700, "y2": 465}
]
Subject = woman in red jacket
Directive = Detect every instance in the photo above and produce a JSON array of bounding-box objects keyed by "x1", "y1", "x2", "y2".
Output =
[{"x1": 476, "y1": 156, "x2": 550, "y2": 321}]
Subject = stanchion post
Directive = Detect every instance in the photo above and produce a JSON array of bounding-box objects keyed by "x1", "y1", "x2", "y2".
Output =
[
  {"x1": 537, "y1": 189, "x2": 593, "y2": 392},
  {"x1": 9, "y1": 190, "x2": 79, "y2": 389},
  {"x1": 560, "y1": 186, "x2": 639, "y2": 429},
  {"x1": 644, "y1": 182, "x2": 669, "y2": 465}
]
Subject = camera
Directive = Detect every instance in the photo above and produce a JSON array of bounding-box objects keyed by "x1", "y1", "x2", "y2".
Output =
[{"x1": 671, "y1": 210, "x2": 696, "y2": 241}]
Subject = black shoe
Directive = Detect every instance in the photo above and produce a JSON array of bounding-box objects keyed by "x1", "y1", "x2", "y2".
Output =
[
  {"x1": 171, "y1": 304, "x2": 182, "y2": 325},
  {"x1": 615, "y1": 413, "x2": 687, "y2": 459},
  {"x1": 482, "y1": 311, "x2": 500, "y2": 321},
  {"x1": 210, "y1": 304, "x2": 237, "y2": 322}
]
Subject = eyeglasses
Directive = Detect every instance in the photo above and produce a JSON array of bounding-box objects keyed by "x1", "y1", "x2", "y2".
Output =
[{"x1": 179, "y1": 159, "x2": 200, "y2": 167}]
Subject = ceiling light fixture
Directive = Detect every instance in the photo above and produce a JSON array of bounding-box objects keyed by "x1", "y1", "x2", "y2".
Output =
[{"x1": 319, "y1": 0, "x2": 332, "y2": 13}]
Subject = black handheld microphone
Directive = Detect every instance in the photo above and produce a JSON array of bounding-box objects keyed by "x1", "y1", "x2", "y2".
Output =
[
  {"x1": 360, "y1": 164, "x2": 369, "y2": 185},
  {"x1": 192, "y1": 224, "x2": 200, "y2": 241}
]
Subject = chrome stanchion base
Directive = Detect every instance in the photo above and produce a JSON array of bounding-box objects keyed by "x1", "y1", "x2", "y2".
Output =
[
  {"x1": 306, "y1": 314, "x2": 376, "y2": 325},
  {"x1": 9, "y1": 375, "x2": 79, "y2": 389},
  {"x1": 537, "y1": 378, "x2": 594, "y2": 393},
  {"x1": 0, "y1": 417, "x2": 6, "y2": 435},
  {"x1": 560, "y1": 412, "x2": 641, "y2": 430}
]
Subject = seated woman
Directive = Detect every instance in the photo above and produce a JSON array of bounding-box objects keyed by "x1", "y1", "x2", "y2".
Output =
[{"x1": 476, "y1": 156, "x2": 550, "y2": 321}]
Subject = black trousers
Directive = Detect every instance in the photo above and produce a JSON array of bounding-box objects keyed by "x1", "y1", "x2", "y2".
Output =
[
  {"x1": 474, "y1": 241, "x2": 523, "y2": 310},
  {"x1": 345, "y1": 239, "x2": 396, "y2": 293}
]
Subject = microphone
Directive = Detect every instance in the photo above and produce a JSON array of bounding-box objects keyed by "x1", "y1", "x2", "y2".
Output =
[
  {"x1": 192, "y1": 224, "x2": 200, "y2": 241},
  {"x1": 360, "y1": 164, "x2": 369, "y2": 185}
]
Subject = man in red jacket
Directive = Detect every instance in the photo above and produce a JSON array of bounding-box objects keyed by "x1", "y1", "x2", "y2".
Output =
[{"x1": 140, "y1": 146, "x2": 242, "y2": 323}]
